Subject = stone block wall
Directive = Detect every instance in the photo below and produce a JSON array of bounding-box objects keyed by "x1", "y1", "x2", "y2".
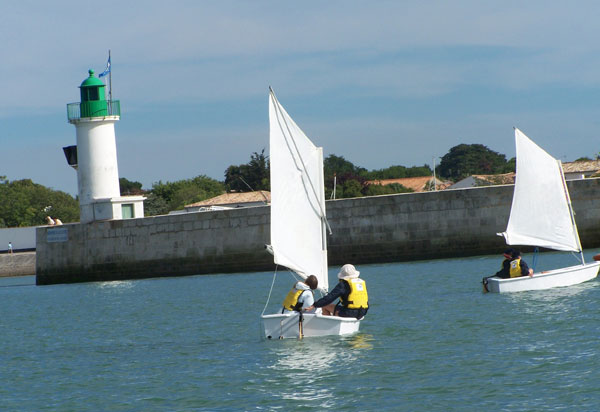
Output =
[
  {"x1": 0, "y1": 252, "x2": 36, "y2": 277},
  {"x1": 35, "y1": 178, "x2": 600, "y2": 285}
]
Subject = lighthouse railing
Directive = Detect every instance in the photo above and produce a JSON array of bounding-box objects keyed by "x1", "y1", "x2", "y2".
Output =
[{"x1": 67, "y1": 100, "x2": 121, "y2": 121}]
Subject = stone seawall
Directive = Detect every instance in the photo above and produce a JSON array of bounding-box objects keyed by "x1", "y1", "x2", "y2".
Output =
[
  {"x1": 35, "y1": 178, "x2": 600, "y2": 285},
  {"x1": 0, "y1": 252, "x2": 36, "y2": 277}
]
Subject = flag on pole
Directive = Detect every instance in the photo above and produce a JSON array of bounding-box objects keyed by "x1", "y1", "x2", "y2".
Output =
[{"x1": 99, "y1": 55, "x2": 111, "y2": 78}]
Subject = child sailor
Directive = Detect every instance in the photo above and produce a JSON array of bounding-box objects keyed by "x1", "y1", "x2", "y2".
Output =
[{"x1": 281, "y1": 275, "x2": 318, "y2": 313}]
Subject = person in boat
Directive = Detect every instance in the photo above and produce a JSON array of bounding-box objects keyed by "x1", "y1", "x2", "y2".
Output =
[
  {"x1": 281, "y1": 275, "x2": 318, "y2": 314},
  {"x1": 495, "y1": 248, "x2": 534, "y2": 278},
  {"x1": 305, "y1": 264, "x2": 368, "y2": 319}
]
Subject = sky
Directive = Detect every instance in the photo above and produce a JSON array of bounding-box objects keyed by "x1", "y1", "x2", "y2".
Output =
[{"x1": 2, "y1": 1, "x2": 600, "y2": 195}]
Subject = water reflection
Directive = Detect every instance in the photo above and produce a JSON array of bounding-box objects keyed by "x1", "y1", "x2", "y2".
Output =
[
  {"x1": 259, "y1": 333, "x2": 373, "y2": 406},
  {"x1": 507, "y1": 279, "x2": 597, "y2": 312},
  {"x1": 342, "y1": 333, "x2": 375, "y2": 350},
  {"x1": 95, "y1": 280, "x2": 135, "y2": 291}
]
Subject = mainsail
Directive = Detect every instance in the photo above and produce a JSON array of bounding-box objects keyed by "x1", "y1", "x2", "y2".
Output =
[
  {"x1": 268, "y1": 89, "x2": 329, "y2": 293},
  {"x1": 499, "y1": 128, "x2": 581, "y2": 252}
]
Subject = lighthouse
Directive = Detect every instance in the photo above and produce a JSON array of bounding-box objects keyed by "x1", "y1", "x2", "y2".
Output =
[{"x1": 66, "y1": 69, "x2": 145, "y2": 223}]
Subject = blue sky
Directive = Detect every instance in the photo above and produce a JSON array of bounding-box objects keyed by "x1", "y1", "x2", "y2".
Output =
[{"x1": 2, "y1": 1, "x2": 600, "y2": 195}]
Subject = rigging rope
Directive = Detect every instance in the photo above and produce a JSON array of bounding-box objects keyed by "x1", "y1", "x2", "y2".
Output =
[
  {"x1": 260, "y1": 266, "x2": 303, "y2": 316},
  {"x1": 571, "y1": 251, "x2": 583, "y2": 265},
  {"x1": 261, "y1": 266, "x2": 279, "y2": 316}
]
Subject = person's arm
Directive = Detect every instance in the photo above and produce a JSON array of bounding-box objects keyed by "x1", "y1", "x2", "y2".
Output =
[
  {"x1": 521, "y1": 260, "x2": 534, "y2": 277},
  {"x1": 313, "y1": 282, "x2": 345, "y2": 308}
]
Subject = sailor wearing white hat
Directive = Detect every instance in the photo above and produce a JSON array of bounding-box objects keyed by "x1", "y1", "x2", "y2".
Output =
[{"x1": 305, "y1": 264, "x2": 369, "y2": 319}]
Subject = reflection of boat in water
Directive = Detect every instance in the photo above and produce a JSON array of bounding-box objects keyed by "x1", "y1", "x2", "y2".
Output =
[
  {"x1": 264, "y1": 334, "x2": 373, "y2": 402},
  {"x1": 344, "y1": 333, "x2": 374, "y2": 350},
  {"x1": 261, "y1": 88, "x2": 361, "y2": 338},
  {"x1": 269, "y1": 341, "x2": 341, "y2": 374},
  {"x1": 485, "y1": 128, "x2": 600, "y2": 293},
  {"x1": 507, "y1": 279, "x2": 596, "y2": 312},
  {"x1": 265, "y1": 340, "x2": 341, "y2": 403}
]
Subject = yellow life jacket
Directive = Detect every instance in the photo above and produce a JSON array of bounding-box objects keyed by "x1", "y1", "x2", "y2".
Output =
[
  {"x1": 282, "y1": 287, "x2": 305, "y2": 311},
  {"x1": 342, "y1": 278, "x2": 369, "y2": 309},
  {"x1": 509, "y1": 258, "x2": 522, "y2": 278}
]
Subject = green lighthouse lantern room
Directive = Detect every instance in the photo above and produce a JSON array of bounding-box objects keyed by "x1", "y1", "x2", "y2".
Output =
[{"x1": 79, "y1": 69, "x2": 108, "y2": 117}]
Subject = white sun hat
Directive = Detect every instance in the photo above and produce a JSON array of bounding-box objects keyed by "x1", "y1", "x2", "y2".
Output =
[{"x1": 337, "y1": 264, "x2": 360, "y2": 280}]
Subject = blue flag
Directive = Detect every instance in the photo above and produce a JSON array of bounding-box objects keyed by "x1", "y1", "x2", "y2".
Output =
[{"x1": 99, "y1": 55, "x2": 111, "y2": 78}]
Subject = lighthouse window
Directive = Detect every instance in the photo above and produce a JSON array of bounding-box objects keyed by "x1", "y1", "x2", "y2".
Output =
[{"x1": 88, "y1": 88, "x2": 99, "y2": 100}]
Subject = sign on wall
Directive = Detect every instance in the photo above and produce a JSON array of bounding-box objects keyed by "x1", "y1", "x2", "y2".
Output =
[{"x1": 47, "y1": 227, "x2": 69, "y2": 243}]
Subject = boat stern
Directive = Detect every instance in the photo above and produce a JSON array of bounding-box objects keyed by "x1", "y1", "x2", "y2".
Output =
[{"x1": 261, "y1": 313, "x2": 361, "y2": 339}]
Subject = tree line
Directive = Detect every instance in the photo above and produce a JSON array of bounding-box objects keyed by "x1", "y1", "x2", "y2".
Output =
[
  {"x1": 0, "y1": 176, "x2": 79, "y2": 228},
  {"x1": 0, "y1": 142, "x2": 563, "y2": 227},
  {"x1": 220, "y1": 144, "x2": 516, "y2": 199}
]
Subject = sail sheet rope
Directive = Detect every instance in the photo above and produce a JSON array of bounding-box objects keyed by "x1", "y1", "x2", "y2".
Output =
[
  {"x1": 260, "y1": 266, "x2": 304, "y2": 316},
  {"x1": 261, "y1": 266, "x2": 280, "y2": 316}
]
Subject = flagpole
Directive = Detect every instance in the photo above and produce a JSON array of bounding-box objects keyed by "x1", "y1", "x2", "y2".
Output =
[{"x1": 108, "y1": 49, "x2": 112, "y2": 106}]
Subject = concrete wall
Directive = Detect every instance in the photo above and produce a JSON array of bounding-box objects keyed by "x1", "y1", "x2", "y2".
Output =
[
  {"x1": 327, "y1": 178, "x2": 600, "y2": 264},
  {"x1": 0, "y1": 252, "x2": 36, "y2": 277},
  {"x1": 0, "y1": 227, "x2": 37, "y2": 252},
  {"x1": 35, "y1": 178, "x2": 600, "y2": 285},
  {"x1": 36, "y1": 206, "x2": 270, "y2": 284}
]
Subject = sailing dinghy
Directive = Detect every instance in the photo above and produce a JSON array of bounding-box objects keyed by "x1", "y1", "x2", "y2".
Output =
[
  {"x1": 261, "y1": 88, "x2": 361, "y2": 339},
  {"x1": 484, "y1": 128, "x2": 600, "y2": 293}
]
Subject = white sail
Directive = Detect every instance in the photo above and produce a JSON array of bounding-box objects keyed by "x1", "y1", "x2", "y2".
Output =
[
  {"x1": 269, "y1": 89, "x2": 329, "y2": 293},
  {"x1": 500, "y1": 128, "x2": 581, "y2": 252},
  {"x1": 262, "y1": 90, "x2": 362, "y2": 337}
]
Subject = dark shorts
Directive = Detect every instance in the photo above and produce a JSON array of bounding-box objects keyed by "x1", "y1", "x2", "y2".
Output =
[{"x1": 335, "y1": 305, "x2": 368, "y2": 319}]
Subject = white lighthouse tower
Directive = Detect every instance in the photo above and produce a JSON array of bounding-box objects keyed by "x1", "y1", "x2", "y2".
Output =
[{"x1": 66, "y1": 69, "x2": 144, "y2": 223}]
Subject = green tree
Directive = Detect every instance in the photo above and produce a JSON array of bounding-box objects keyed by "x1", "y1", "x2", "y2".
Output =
[
  {"x1": 506, "y1": 157, "x2": 516, "y2": 172},
  {"x1": 150, "y1": 175, "x2": 225, "y2": 212},
  {"x1": 324, "y1": 155, "x2": 366, "y2": 178},
  {"x1": 363, "y1": 182, "x2": 413, "y2": 196},
  {"x1": 0, "y1": 179, "x2": 79, "y2": 227},
  {"x1": 119, "y1": 177, "x2": 144, "y2": 195},
  {"x1": 437, "y1": 144, "x2": 511, "y2": 181},
  {"x1": 324, "y1": 155, "x2": 368, "y2": 199},
  {"x1": 339, "y1": 179, "x2": 363, "y2": 198},
  {"x1": 143, "y1": 192, "x2": 170, "y2": 216},
  {"x1": 364, "y1": 164, "x2": 432, "y2": 180},
  {"x1": 224, "y1": 150, "x2": 270, "y2": 192}
]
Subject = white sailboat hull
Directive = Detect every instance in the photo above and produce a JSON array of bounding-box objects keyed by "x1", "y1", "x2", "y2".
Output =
[
  {"x1": 485, "y1": 262, "x2": 600, "y2": 293},
  {"x1": 261, "y1": 313, "x2": 361, "y2": 339}
]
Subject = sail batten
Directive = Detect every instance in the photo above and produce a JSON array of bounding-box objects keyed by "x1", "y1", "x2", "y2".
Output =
[
  {"x1": 269, "y1": 90, "x2": 329, "y2": 293},
  {"x1": 502, "y1": 129, "x2": 581, "y2": 252}
]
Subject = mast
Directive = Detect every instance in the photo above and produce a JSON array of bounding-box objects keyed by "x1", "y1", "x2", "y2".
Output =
[
  {"x1": 558, "y1": 159, "x2": 585, "y2": 264},
  {"x1": 317, "y1": 147, "x2": 329, "y2": 292}
]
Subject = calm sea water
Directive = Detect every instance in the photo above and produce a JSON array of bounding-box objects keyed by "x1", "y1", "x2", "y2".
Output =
[{"x1": 2, "y1": 249, "x2": 600, "y2": 411}]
